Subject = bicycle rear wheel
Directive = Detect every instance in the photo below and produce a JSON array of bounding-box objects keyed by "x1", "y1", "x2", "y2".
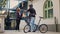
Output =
[
  {"x1": 39, "y1": 24, "x2": 48, "y2": 33},
  {"x1": 23, "y1": 25, "x2": 31, "y2": 33}
]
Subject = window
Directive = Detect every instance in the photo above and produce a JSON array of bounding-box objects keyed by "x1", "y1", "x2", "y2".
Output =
[
  {"x1": 19, "y1": 1, "x2": 28, "y2": 10},
  {"x1": 44, "y1": 0, "x2": 53, "y2": 19}
]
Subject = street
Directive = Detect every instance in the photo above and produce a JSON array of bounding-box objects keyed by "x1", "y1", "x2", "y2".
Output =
[{"x1": 0, "y1": 30, "x2": 60, "y2": 34}]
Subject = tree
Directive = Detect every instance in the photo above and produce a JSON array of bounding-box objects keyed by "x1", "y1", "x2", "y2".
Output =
[{"x1": 0, "y1": 0, "x2": 7, "y2": 8}]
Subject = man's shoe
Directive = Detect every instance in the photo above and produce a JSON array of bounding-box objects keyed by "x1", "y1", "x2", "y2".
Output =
[
  {"x1": 32, "y1": 31, "x2": 35, "y2": 32},
  {"x1": 28, "y1": 30, "x2": 31, "y2": 32}
]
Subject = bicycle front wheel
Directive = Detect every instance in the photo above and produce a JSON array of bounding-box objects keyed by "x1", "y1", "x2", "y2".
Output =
[
  {"x1": 23, "y1": 25, "x2": 31, "y2": 33},
  {"x1": 39, "y1": 24, "x2": 48, "y2": 33}
]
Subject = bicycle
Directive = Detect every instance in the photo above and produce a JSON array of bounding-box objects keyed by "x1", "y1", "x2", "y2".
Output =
[{"x1": 23, "y1": 16, "x2": 48, "y2": 33}]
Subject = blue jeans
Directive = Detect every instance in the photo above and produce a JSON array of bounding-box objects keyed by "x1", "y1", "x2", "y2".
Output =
[{"x1": 30, "y1": 17, "x2": 35, "y2": 31}]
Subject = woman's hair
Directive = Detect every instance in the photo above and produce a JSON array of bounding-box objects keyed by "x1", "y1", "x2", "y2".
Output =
[{"x1": 16, "y1": 7, "x2": 20, "y2": 11}]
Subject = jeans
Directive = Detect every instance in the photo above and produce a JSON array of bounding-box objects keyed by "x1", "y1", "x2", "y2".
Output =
[
  {"x1": 16, "y1": 18, "x2": 21, "y2": 30},
  {"x1": 30, "y1": 17, "x2": 35, "y2": 31}
]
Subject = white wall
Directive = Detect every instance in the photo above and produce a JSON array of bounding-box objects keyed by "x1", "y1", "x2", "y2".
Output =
[
  {"x1": 10, "y1": 0, "x2": 18, "y2": 9},
  {"x1": 52, "y1": 0, "x2": 60, "y2": 24},
  {"x1": 28, "y1": 0, "x2": 60, "y2": 25},
  {"x1": 31, "y1": 0, "x2": 45, "y2": 24},
  {"x1": 4, "y1": 0, "x2": 60, "y2": 31},
  {"x1": 29, "y1": 0, "x2": 60, "y2": 32}
]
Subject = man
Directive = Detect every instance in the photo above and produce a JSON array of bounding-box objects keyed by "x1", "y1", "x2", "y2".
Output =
[
  {"x1": 27, "y1": 4, "x2": 36, "y2": 32},
  {"x1": 15, "y1": 7, "x2": 22, "y2": 31}
]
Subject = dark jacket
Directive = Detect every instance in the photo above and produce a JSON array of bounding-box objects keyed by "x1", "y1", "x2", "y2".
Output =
[
  {"x1": 16, "y1": 9, "x2": 24, "y2": 20},
  {"x1": 27, "y1": 8, "x2": 36, "y2": 17}
]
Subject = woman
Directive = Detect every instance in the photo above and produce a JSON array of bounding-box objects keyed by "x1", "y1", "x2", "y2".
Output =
[{"x1": 15, "y1": 8, "x2": 22, "y2": 31}]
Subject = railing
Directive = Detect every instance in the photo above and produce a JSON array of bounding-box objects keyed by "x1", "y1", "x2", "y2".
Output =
[{"x1": 5, "y1": 17, "x2": 28, "y2": 30}]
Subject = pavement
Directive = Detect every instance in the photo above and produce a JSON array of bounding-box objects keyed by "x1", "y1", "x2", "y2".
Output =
[{"x1": 0, "y1": 30, "x2": 60, "y2": 34}]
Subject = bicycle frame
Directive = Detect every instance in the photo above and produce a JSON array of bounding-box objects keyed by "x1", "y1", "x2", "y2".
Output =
[
  {"x1": 37, "y1": 16, "x2": 43, "y2": 26},
  {"x1": 23, "y1": 16, "x2": 48, "y2": 33}
]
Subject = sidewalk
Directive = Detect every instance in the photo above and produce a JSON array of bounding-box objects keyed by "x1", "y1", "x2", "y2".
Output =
[{"x1": 0, "y1": 30, "x2": 60, "y2": 34}]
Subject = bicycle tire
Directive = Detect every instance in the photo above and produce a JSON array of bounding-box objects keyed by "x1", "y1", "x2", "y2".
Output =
[
  {"x1": 39, "y1": 24, "x2": 48, "y2": 33},
  {"x1": 23, "y1": 25, "x2": 31, "y2": 33}
]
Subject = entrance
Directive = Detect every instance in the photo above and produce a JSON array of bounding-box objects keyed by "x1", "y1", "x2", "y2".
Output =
[{"x1": 4, "y1": 0, "x2": 28, "y2": 30}]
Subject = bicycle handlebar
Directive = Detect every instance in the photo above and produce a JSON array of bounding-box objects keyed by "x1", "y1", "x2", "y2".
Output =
[{"x1": 39, "y1": 16, "x2": 44, "y2": 19}]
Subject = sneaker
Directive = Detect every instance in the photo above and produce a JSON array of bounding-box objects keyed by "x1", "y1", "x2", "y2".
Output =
[
  {"x1": 28, "y1": 30, "x2": 31, "y2": 32},
  {"x1": 32, "y1": 30, "x2": 35, "y2": 32}
]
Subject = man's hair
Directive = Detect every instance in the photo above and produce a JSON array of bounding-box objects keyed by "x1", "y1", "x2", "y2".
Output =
[{"x1": 29, "y1": 4, "x2": 33, "y2": 8}]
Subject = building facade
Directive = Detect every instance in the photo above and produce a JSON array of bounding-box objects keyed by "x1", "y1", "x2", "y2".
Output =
[
  {"x1": 2, "y1": 0, "x2": 60, "y2": 32},
  {"x1": 28, "y1": 0, "x2": 60, "y2": 32}
]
